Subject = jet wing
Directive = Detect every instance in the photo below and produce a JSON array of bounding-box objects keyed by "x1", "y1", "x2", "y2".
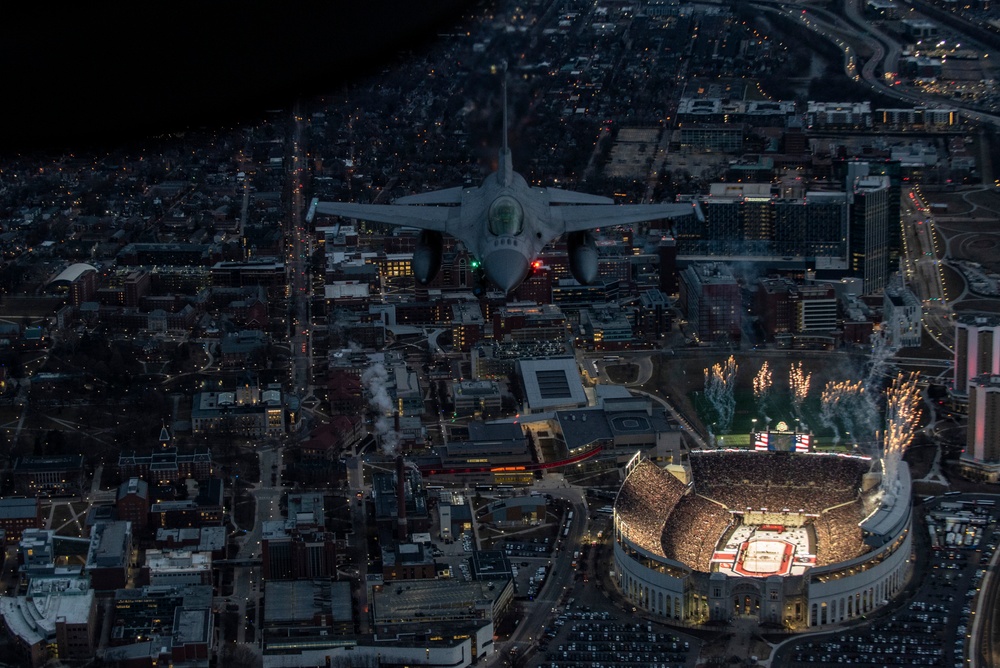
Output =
[
  {"x1": 546, "y1": 188, "x2": 613, "y2": 205},
  {"x1": 311, "y1": 202, "x2": 454, "y2": 232},
  {"x1": 556, "y1": 202, "x2": 700, "y2": 233},
  {"x1": 394, "y1": 187, "x2": 466, "y2": 205}
]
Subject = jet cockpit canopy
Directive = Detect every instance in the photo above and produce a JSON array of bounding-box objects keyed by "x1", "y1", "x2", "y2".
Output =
[{"x1": 488, "y1": 195, "x2": 523, "y2": 236}]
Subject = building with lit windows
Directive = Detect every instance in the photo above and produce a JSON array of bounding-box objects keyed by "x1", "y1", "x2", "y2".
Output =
[
  {"x1": 877, "y1": 107, "x2": 958, "y2": 128},
  {"x1": 0, "y1": 497, "x2": 42, "y2": 543},
  {"x1": 148, "y1": 479, "x2": 224, "y2": 529},
  {"x1": 369, "y1": 578, "x2": 505, "y2": 664},
  {"x1": 678, "y1": 123, "x2": 745, "y2": 151},
  {"x1": 807, "y1": 101, "x2": 873, "y2": 129},
  {"x1": 110, "y1": 584, "x2": 212, "y2": 647},
  {"x1": 491, "y1": 303, "x2": 567, "y2": 343},
  {"x1": 190, "y1": 382, "x2": 288, "y2": 438},
  {"x1": 580, "y1": 305, "x2": 634, "y2": 348},
  {"x1": 377, "y1": 252, "x2": 413, "y2": 282},
  {"x1": 46, "y1": 263, "x2": 97, "y2": 306},
  {"x1": 673, "y1": 186, "x2": 847, "y2": 262},
  {"x1": 452, "y1": 302, "x2": 485, "y2": 352},
  {"x1": 849, "y1": 173, "x2": 892, "y2": 294}
]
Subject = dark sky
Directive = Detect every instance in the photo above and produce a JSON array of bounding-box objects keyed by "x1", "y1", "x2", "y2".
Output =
[{"x1": 2, "y1": 3, "x2": 477, "y2": 152}]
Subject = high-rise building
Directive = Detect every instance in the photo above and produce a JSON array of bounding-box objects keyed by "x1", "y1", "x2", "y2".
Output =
[
  {"x1": 673, "y1": 185, "x2": 847, "y2": 264},
  {"x1": 842, "y1": 160, "x2": 902, "y2": 284},
  {"x1": 656, "y1": 238, "x2": 678, "y2": 294},
  {"x1": 848, "y1": 173, "x2": 891, "y2": 293},
  {"x1": 679, "y1": 262, "x2": 741, "y2": 343},
  {"x1": 963, "y1": 374, "x2": 1000, "y2": 480},
  {"x1": 755, "y1": 277, "x2": 837, "y2": 344},
  {"x1": 954, "y1": 314, "x2": 1000, "y2": 396}
]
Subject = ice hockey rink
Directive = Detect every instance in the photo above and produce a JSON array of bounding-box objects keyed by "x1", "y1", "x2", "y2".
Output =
[{"x1": 711, "y1": 524, "x2": 816, "y2": 577}]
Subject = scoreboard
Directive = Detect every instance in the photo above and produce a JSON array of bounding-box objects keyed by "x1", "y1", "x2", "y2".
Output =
[{"x1": 753, "y1": 429, "x2": 811, "y2": 452}]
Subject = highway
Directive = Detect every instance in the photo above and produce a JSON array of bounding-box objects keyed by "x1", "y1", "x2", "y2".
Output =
[
  {"x1": 752, "y1": 0, "x2": 1000, "y2": 128},
  {"x1": 901, "y1": 186, "x2": 957, "y2": 353}
]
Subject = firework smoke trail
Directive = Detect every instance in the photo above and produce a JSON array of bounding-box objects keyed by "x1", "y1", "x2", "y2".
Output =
[
  {"x1": 865, "y1": 328, "x2": 896, "y2": 393},
  {"x1": 361, "y1": 362, "x2": 401, "y2": 456},
  {"x1": 819, "y1": 380, "x2": 864, "y2": 444},
  {"x1": 882, "y1": 372, "x2": 922, "y2": 494},
  {"x1": 753, "y1": 361, "x2": 772, "y2": 418},
  {"x1": 704, "y1": 356, "x2": 738, "y2": 434},
  {"x1": 789, "y1": 362, "x2": 812, "y2": 415}
]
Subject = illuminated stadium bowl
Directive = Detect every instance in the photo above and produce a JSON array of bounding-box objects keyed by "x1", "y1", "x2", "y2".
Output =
[{"x1": 612, "y1": 450, "x2": 911, "y2": 629}]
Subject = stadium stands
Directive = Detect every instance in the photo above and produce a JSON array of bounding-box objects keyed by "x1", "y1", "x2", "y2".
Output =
[{"x1": 616, "y1": 459, "x2": 688, "y2": 556}]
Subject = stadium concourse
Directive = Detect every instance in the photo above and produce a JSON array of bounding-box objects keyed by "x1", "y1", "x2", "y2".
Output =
[{"x1": 612, "y1": 450, "x2": 913, "y2": 630}]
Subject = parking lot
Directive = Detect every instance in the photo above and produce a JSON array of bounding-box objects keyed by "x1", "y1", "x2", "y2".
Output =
[
  {"x1": 780, "y1": 494, "x2": 999, "y2": 667},
  {"x1": 538, "y1": 614, "x2": 693, "y2": 668}
]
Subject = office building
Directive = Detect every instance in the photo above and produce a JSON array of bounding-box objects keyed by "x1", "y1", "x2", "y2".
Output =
[
  {"x1": 262, "y1": 581, "x2": 353, "y2": 653},
  {"x1": 954, "y1": 314, "x2": 1000, "y2": 396},
  {"x1": 143, "y1": 549, "x2": 212, "y2": 587},
  {"x1": 849, "y1": 174, "x2": 892, "y2": 294},
  {"x1": 963, "y1": 374, "x2": 1000, "y2": 480},
  {"x1": 261, "y1": 521, "x2": 338, "y2": 581},
  {"x1": 0, "y1": 497, "x2": 42, "y2": 542},
  {"x1": 12, "y1": 455, "x2": 85, "y2": 497},
  {"x1": 86, "y1": 521, "x2": 132, "y2": 592},
  {"x1": 679, "y1": 262, "x2": 741, "y2": 343},
  {"x1": 116, "y1": 478, "x2": 150, "y2": 531},
  {"x1": 452, "y1": 380, "x2": 502, "y2": 418},
  {"x1": 674, "y1": 186, "x2": 847, "y2": 263}
]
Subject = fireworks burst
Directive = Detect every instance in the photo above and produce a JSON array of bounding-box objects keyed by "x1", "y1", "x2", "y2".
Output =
[
  {"x1": 883, "y1": 372, "x2": 922, "y2": 491},
  {"x1": 704, "y1": 355, "x2": 738, "y2": 434},
  {"x1": 753, "y1": 361, "x2": 772, "y2": 417},
  {"x1": 789, "y1": 362, "x2": 812, "y2": 413}
]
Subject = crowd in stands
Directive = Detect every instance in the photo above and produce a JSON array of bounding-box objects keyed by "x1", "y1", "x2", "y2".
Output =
[
  {"x1": 616, "y1": 453, "x2": 874, "y2": 571},
  {"x1": 690, "y1": 451, "x2": 871, "y2": 514},
  {"x1": 812, "y1": 501, "x2": 868, "y2": 567},
  {"x1": 615, "y1": 459, "x2": 688, "y2": 556},
  {"x1": 662, "y1": 495, "x2": 732, "y2": 571}
]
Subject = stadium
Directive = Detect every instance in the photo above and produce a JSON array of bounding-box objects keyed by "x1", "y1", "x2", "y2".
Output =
[{"x1": 612, "y1": 449, "x2": 912, "y2": 630}]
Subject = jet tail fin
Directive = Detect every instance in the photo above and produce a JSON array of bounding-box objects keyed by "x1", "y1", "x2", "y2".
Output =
[{"x1": 498, "y1": 64, "x2": 513, "y2": 187}]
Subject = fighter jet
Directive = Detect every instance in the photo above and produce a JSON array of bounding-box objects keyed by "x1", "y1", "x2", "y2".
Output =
[{"x1": 309, "y1": 86, "x2": 700, "y2": 293}]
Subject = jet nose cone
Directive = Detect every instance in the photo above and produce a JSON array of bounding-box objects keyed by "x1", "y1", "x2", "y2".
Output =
[{"x1": 483, "y1": 249, "x2": 530, "y2": 294}]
